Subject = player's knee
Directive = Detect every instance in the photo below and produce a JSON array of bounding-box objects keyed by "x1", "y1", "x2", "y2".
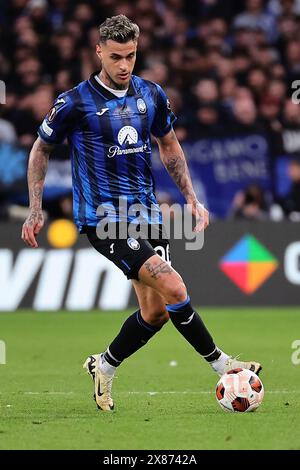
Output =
[
  {"x1": 165, "y1": 282, "x2": 187, "y2": 304},
  {"x1": 155, "y1": 309, "x2": 170, "y2": 326},
  {"x1": 142, "y1": 309, "x2": 169, "y2": 328}
]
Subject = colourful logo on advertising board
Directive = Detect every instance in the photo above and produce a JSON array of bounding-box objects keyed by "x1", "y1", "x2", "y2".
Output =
[{"x1": 220, "y1": 235, "x2": 278, "y2": 294}]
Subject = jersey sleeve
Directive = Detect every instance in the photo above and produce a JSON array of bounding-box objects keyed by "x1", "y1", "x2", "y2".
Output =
[
  {"x1": 37, "y1": 93, "x2": 75, "y2": 144},
  {"x1": 151, "y1": 84, "x2": 177, "y2": 138}
]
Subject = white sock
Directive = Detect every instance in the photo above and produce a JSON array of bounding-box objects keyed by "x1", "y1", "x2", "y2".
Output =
[
  {"x1": 99, "y1": 353, "x2": 116, "y2": 376},
  {"x1": 209, "y1": 350, "x2": 230, "y2": 375}
]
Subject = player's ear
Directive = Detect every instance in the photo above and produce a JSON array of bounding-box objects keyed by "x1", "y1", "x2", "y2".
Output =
[{"x1": 96, "y1": 43, "x2": 102, "y2": 60}]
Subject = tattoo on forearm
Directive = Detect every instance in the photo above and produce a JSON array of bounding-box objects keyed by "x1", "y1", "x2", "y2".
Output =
[
  {"x1": 165, "y1": 155, "x2": 195, "y2": 202},
  {"x1": 32, "y1": 186, "x2": 42, "y2": 200},
  {"x1": 157, "y1": 130, "x2": 197, "y2": 202},
  {"x1": 144, "y1": 260, "x2": 172, "y2": 280},
  {"x1": 28, "y1": 139, "x2": 52, "y2": 209}
]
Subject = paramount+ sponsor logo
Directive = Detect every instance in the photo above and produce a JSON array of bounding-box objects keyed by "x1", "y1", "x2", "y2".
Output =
[{"x1": 107, "y1": 125, "x2": 149, "y2": 158}]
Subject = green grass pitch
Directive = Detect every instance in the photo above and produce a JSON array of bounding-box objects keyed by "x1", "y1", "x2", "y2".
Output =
[{"x1": 0, "y1": 308, "x2": 300, "y2": 450}]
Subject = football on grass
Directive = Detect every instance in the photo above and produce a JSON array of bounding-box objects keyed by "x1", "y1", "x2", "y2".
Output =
[{"x1": 216, "y1": 368, "x2": 264, "y2": 412}]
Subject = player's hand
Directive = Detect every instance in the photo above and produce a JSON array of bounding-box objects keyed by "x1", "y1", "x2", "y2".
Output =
[
  {"x1": 189, "y1": 200, "x2": 209, "y2": 232},
  {"x1": 21, "y1": 208, "x2": 44, "y2": 248}
]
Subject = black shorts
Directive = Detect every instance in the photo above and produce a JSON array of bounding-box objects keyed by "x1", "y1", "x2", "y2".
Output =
[{"x1": 85, "y1": 224, "x2": 171, "y2": 280}]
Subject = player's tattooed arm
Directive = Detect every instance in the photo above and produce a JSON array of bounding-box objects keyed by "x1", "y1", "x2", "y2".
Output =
[
  {"x1": 156, "y1": 129, "x2": 196, "y2": 203},
  {"x1": 22, "y1": 137, "x2": 54, "y2": 247},
  {"x1": 28, "y1": 138, "x2": 53, "y2": 209},
  {"x1": 156, "y1": 129, "x2": 209, "y2": 231}
]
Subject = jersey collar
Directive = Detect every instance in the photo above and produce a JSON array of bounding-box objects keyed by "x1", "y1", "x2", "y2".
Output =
[{"x1": 88, "y1": 71, "x2": 136, "y2": 99}]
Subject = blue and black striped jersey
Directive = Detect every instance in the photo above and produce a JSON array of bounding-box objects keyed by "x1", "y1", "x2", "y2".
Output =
[{"x1": 38, "y1": 72, "x2": 176, "y2": 231}]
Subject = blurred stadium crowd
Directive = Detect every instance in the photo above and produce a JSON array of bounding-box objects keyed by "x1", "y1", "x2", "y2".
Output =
[{"x1": 1, "y1": 0, "x2": 300, "y2": 222}]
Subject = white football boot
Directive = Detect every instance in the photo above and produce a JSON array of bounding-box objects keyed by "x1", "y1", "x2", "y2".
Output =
[
  {"x1": 83, "y1": 354, "x2": 114, "y2": 411},
  {"x1": 210, "y1": 352, "x2": 262, "y2": 377},
  {"x1": 223, "y1": 357, "x2": 262, "y2": 376}
]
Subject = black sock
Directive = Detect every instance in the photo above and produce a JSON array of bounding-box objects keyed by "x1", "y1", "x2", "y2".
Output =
[
  {"x1": 104, "y1": 310, "x2": 162, "y2": 367},
  {"x1": 166, "y1": 296, "x2": 221, "y2": 362}
]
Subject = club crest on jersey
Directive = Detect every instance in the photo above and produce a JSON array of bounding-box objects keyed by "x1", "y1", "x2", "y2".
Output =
[
  {"x1": 137, "y1": 98, "x2": 147, "y2": 114},
  {"x1": 118, "y1": 126, "x2": 138, "y2": 146},
  {"x1": 127, "y1": 237, "x2": 140, "y2": 250}
]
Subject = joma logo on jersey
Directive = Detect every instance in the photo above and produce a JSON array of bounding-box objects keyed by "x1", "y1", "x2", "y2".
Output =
[{"x1": 108, "y1": 126, "x2": 146, "y2": 158}]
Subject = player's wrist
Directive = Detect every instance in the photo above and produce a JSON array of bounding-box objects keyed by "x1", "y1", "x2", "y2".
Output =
[
  {"x1": 186, "y1": 196, "x2": 198, "y2": 205},
  {"x1": 186, "y1": 198, "x2": 205, "y2": 210}
]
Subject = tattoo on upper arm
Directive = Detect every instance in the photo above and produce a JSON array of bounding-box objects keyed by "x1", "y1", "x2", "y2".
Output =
[
  {"x1": 36, "y1": 139, "x2": 55, "y2": 154},
  {"x1": 144, "y1": 260, "x2": 172, "y2": 280}
]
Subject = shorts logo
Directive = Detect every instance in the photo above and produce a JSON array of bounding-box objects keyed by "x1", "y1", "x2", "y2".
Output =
[
  {"x1": 137, "y1": 98, "x2": 147, "y2": 114},
  {"x1": 118, "y1": 126, "x2": 138, "y2": 146},
  {"x1": 127, "y1": 237, "x2": 140, "y2": 250}
]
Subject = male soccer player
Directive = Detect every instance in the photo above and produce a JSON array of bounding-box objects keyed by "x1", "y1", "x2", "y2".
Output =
[{"x1": 22, "y1": 15, "x2": 261, "y2": 411}]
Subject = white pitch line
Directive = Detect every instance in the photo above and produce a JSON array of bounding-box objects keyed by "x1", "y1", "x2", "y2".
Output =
[
  {"x1": 23, "y1": 391, "x2": 74, "y2": 395},
  {"x1": 20, "y1": 390, "x2": 300, "y2": 396},
  {"x1": 124, "y1": 390, "x2": 300, "y2": 395}
]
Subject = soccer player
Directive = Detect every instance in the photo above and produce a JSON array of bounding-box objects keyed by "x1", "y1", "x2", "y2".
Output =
[{"x1": 22, "y1": 15, "x2": 261, "y2": 411}]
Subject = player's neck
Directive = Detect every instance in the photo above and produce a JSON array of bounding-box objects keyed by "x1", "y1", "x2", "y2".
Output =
[
  {"x1": 96, "y1": 75, "x2": 128, "y2": 98},
  {"x1": 99, "y1": 70, "x2": 129, "y2": 91}
]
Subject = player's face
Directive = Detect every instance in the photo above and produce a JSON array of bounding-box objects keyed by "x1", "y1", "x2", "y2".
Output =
[{"x1": 96, "y1": 40, "x2": 137, "y2": 89}]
